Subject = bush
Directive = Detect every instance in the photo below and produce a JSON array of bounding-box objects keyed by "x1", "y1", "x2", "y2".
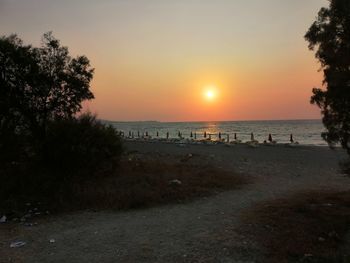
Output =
[
  {"x1": 0, "y1": 113, "x2": 123, "y2": 213},
  {"x1": 43, "y1": 113, "x2": 123, "y2": 178}
]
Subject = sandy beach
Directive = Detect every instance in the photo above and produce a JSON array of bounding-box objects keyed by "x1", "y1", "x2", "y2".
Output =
[{"x1": 1, "y1": 141, "x2": 349, "y2": 263}]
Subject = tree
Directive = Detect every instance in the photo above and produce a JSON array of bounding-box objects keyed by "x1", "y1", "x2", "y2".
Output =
[
  {"x1": 305, "y1": 0, "x2": 350, "y2": 154},
  {"x1": 0, "y1": 32, "x2": 94, "y2": 141}
]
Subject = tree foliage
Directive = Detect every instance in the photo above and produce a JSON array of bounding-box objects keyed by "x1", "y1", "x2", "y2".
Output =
[
  {"x1": 0, "y1": 32, "x2": 94, "y2": 142},
  {"x1": 0, "y1": 33, "x2": 123, "y2": 210},
  {"x1": 305, "y1": 0, "x2": 350, "y2": 154}
]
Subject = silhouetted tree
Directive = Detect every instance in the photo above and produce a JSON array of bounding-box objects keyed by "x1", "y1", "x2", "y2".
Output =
[
  {"x1": 305, "y1": 0, "x2": 350, "y2": 154},
  {"x1": 0, "y1": 35, "x2": 39, "y2": 160},
  {"x1": 0, "y1": 32, "x2": 94, "y2": 142}
]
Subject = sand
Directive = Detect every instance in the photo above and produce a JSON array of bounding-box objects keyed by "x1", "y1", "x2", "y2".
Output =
[{"x1": 1, "y1": 141, "x2": 349, "y2": 263}]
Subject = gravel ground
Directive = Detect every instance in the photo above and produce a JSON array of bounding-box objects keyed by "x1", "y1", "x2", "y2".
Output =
[{"x1": 1, "y1": 141, "x2": 349, "y2": 263}]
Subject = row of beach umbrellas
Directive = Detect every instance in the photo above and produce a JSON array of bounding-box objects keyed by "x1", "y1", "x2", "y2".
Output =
[{"x1": 120, "y1": 131, "x2": 296, "y2": 143}]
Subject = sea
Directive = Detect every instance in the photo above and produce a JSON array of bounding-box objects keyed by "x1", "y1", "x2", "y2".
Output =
[{"x1": 107, "y1": 119, "x2": 326, "y2": 146}]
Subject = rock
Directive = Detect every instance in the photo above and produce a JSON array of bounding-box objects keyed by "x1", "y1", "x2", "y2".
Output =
[
  {"x1": 24, "y1": 213, "x2": 31, "y2": 219},
  {"x1": 168, "y1": 179, "x2": 182, "y2": 186},
  {"x1": 0, "y1": 215, "x2": 6, "y2": 223},
  {"x1": 10, "y1": 241, "x2": 26, "y2": 248},
  {"x1": 49, "y1": 239, "x2": 56, "y2": 243},
  {"x1": 328, "y1": 231, "x2": 339, "y2": 239},
  {"x1": 318, "y1": 237, "x2": 325, "y2": 242},
  {"x1": 304, "y1": 254, "x2": 313, "y2": 257}
]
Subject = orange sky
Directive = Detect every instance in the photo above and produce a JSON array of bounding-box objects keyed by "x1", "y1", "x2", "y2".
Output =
[{"x1": 0, "y1": 0, "x2": 327, "y2": 121}]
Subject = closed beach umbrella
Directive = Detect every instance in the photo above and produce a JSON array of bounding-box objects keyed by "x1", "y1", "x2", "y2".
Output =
[
  {"x1": 290, "y1": 134, "x2": 294, "y2": 143},
  {"x1": 204, "y1": 131, "x2": 207, "y2": 138},
  {"x1": 268, "y1": 134, "x2": 272, "y2": 142},
  {"x1": 234, "y1": 133, "x2": 237, "y2": 140},
  {"x1": 129, "y1": 131, "x2": 131, "y2": 137},
  {"x1": 251, "y1": 133, "x2": 254, "y2": 141},
  {"x1": 156, "y1": 131, "x2": 159, "y2": 137},
  {"x1": 194, "y1": 132, "x2": 197, "y2": 139},
  {"x1": 146, "y1": 131, "x2": 148, "y2": 137},
  {"x1": 166, "y1": 132, "x2": 169, "y2": 139},
  {"x1": 137, "y1": 131, "x2": 140, "y2": 137},
  {"x1": 190, "y1": 131, "x2": 193, "y2": 138},
  {"x1": 219, "y1": 132, "x2": 221, "y2": 139}
]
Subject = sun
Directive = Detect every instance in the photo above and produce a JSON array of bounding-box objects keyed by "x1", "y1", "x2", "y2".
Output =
[
  {"x1": 206, "y1": 90, "x2": 214, "y2": 99},
  {"x1": 203, "y1": 86, "x2": 218, "y2": 101}
]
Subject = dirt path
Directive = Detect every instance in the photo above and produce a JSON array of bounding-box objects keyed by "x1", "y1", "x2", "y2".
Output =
[{"x1": 1, "y1": 142, "x2": 349, "y2": 263}]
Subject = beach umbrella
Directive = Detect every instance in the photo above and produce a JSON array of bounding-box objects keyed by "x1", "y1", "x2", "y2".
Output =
[
  {"x1": 190, "y1": 131, "x2": 193, "y2": 138},
  {"x1": 268, "y1": 134, "x2": 272, "y2": 142},
  {"x1": 146, "y1": 131, "x2": 148, "y2": 137},
  {"x1": 204, "y1": 131, "x2": 207, "y2": 138},
  {"x1": 156, "y1": 131, "x2": 159, "y2": 137},
  {"x1": 178, "y1": 131, "x2": 181, "y2": 138},
  {"x1": 166, "y1": 132, "x2": 169, "y2": 139},
  {"x1": 290, "y1": 134, "x2": 294, "y2": 143},
  {"x1": 251, "y1": 133, "x2": 254, "y2": 141}
]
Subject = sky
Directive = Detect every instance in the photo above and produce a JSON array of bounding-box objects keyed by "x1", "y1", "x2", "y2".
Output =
[{"x1": 0, "y1": 0, "x2": 328, "y2": 122}]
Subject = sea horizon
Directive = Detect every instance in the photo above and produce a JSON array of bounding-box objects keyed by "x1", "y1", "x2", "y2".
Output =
[{"x1": 103, "y1": 118, "x2": 322, "y2": 124}]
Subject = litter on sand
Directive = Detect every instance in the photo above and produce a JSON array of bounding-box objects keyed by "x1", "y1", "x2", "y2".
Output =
[{"x1": 10, "y1": 241, "x2": 26, "y2": 248}]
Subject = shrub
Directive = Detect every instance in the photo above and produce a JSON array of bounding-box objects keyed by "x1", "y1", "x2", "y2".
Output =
[
  {"x1": 0, "y1": 113, "x2": 123, "y2": 213},
  {"x1": 43, "y1": 113, "x2": 123, "y2": 177}
]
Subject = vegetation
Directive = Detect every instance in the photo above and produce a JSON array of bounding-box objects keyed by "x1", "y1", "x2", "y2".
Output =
[
  {"x1": 39, "y1": 154, "x2": 248, "y2": 212},
  {"x1": 244, "y1": 191, "x2": 350, "y2": 263},
  {"x1": 0, "y1": 32, "x2": 94, "y2": 141},
  {"x1": 0, "y1": 33, "x2": 123, "y2": 213},
  {"x1": 305, "y1": 0, "x2": 350, "y2": 155}
]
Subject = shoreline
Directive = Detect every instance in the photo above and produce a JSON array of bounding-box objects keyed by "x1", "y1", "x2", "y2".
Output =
[{"x1": 122, "y1": 137, "x2": 333, "y2": 148}]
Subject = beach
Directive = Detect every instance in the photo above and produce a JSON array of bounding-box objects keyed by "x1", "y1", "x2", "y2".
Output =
[{"x1": 1, "y1": 141, "x2": 349, "y2": 262}]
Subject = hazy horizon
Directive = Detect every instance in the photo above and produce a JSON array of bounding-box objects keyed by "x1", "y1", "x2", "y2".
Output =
[
  {"x1": 105, "y1": 118, "x2": 322, "y2": 123},
  {"x1": 0, "y1": 0, "x2": 328, "y2": 121}
]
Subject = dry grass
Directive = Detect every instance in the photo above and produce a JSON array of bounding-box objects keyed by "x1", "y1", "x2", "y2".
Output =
[
  {"x1": 63, "y1": 153, "x2": 248, "y2": 211},
  {"x1": 243, "y1": 191, "x2": 350, "y2": 263}
]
